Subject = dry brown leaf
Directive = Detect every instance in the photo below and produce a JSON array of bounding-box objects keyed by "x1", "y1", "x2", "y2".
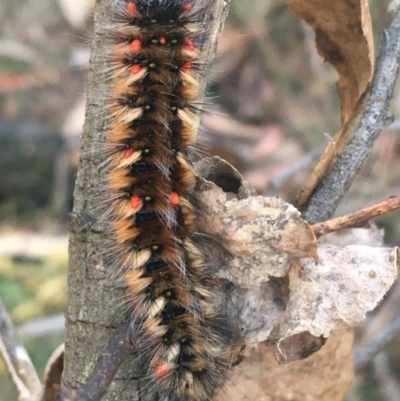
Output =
[
  {"x1": 281, "y1": 245, "x2": 399, "y2": 339},
  {"x1": 42, "y1": 344, "x2": 64, "y2": 401},
  {"x1": 216, "y1": 243, "x2": 398, "y2": 345},
  {"x1": 216, "y1": 330, "x2": 354, "y2": 401},
  {"x1": 192, "y1": 161, "x2": 397, "y2": 400},
  {"x1": 194, "y1": 171, "x2": 398, "y2": 345},
  {"x1": 286, "y1": 0, "x2": 375, "y2": 208},
  {"x1": 197, "y1": 179, "x2": 318, "y2": 284}
]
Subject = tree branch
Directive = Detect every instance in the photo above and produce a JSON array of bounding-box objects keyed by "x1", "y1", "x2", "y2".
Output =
[
  {"x1": 354, "y1": 308, "x2": 400, "y2": 372},
  {"x1": 0, "y1": 298, "x2": 42, "y2": 401},
  {"x1": 57, "y1": 326, "x2": 133, "y2": 401},
  {"x1": 372, "y1": 352, "x2": 400, "y2": 401},
  {"x1": 304, "y1": 10, "x2": 400, "y2": 224}
]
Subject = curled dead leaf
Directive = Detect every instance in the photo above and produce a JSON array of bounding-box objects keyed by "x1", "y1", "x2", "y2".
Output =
[
  {"x1": 41, "y1": 344, "x2": 64, "y2": 401},
  {"x1": 216, "y1": 330, "x2": 354, "y2": 401},
  {"x1": 197, "y1": 179, "x2": 318, "y2": 284},
  {"x1": 286, "y1": 0, "x2": 375, "y2": 207}
]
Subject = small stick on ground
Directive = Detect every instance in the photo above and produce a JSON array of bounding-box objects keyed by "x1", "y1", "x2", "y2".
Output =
[{"x1": 311, "y1": 195, "x2": 400, "y2": 237}]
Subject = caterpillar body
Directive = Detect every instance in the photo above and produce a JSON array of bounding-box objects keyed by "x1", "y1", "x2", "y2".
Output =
[{"x1": 99, "y1": 1, "x2": 231, "y2": 400}]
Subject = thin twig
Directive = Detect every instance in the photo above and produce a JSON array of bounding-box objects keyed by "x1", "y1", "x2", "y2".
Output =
[
  {"x1": 372, "y1": 352, "x2": 400, "y2": 401},
  {"x1": 57, "y1": 326, "x2": 133, "y2": 401},
  {"x1": 304, "y1": 10, "x2": 400, "y2": 224},
  {"x1": 0, "y1": 298, "x2": 41, "y2": 401},
  {"x1": 18, "y1": 314, "x2": 65, "y2": 339},
  {"x1": 354, "y1": 307, "x2": 400, "y2": 371},
  {"x1": 311, "y1": 195, "x2": 400, "y2": 237},
  {"x1": 269, "y1": 145, "x2": 325, "y2": 190}
]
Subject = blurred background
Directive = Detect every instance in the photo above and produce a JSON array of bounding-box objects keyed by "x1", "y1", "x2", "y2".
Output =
[{"x1": 0, "y1": 0, "x2": 400, "y2": 400}]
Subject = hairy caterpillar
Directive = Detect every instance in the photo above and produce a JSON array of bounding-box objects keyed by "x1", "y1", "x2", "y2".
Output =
[{"x1": 98, "y1": 1, "x2": 232, "y2": 400}]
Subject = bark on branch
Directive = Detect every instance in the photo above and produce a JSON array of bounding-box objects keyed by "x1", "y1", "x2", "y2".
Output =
[{"x1": 304, "y1": 10, "x2": 400, "y2": 224}]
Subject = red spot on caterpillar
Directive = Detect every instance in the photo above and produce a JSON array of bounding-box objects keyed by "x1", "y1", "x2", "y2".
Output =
[
  {"x1": 130, "y1": 195, "x2": 142, "y2": 209},
  {"x1": 182, "y1": 3, "x2": 193, "y2": 11},
  {"x1": 182, "y1": 62, "x2": 192, "y2": 72},
  {"x1": 155, "y1": 361, "x2": 169, "y2": 378},
  {"x1": 170, "y1": 192, "x2": 180, "y2": 206},
  {"x1": 131, "y1": 39, "x2": 142, "y2": 53},
  {"x1": 127, "y1": 2, "x2": 139, "y2": 15},
  {"x1": 123, "y1": 148, "x2": 134, "y2": 158},
  {"x1": 131, "y1": 64, "x2": 142, "y2": 74},
  {"x1": 184, "y1": 38, "x2": 195, "y2": 51},
  {"x1": 159, "y1": 37, "x2": 167, "y2": 45}
]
